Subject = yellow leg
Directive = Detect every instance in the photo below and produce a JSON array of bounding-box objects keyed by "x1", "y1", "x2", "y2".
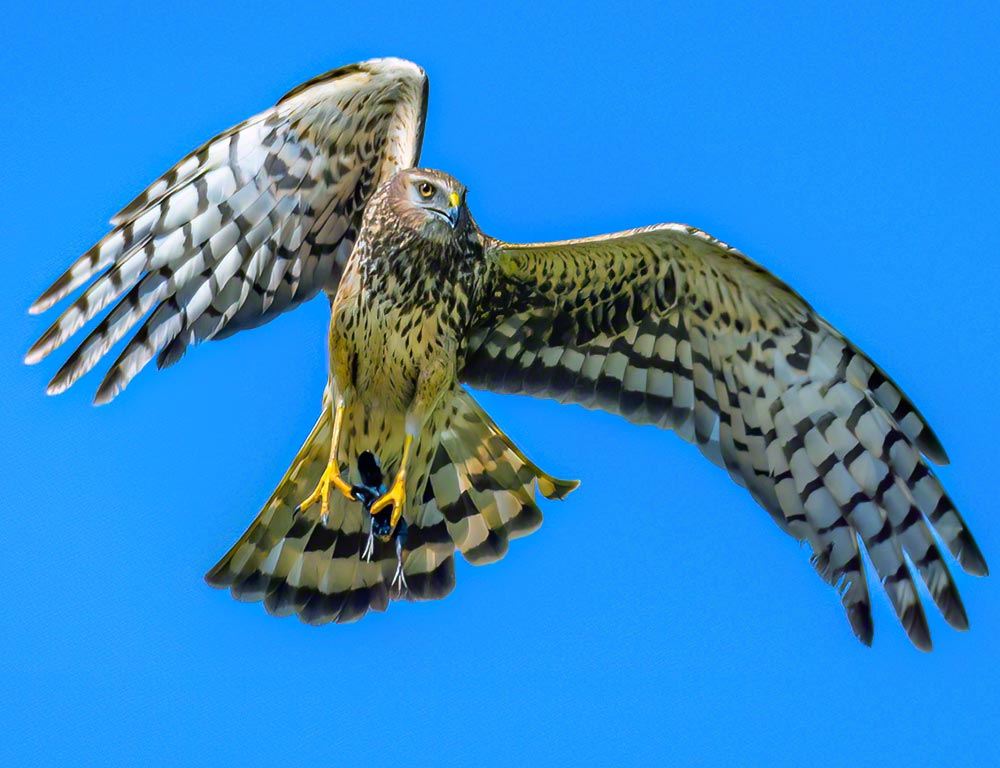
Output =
[
  {"x1": 368, "y1": 433, "x2": 413, "y2": 539},
  {"x1": 296, "y1": 402, "x2": 355, "y2": 523}
]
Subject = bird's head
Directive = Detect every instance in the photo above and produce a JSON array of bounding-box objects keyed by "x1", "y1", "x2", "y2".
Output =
[{"x1": 383, "y1": 168, "x2": 471, "y2": 244}]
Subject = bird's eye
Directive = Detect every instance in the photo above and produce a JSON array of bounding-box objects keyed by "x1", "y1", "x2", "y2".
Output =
[{"x1": 418, "y1": 181, "x2": 435, "y2": 198}]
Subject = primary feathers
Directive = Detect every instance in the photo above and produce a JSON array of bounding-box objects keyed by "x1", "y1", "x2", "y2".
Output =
[{"x1": 27, "y1": 58, "x2": 986, "y2": 650}]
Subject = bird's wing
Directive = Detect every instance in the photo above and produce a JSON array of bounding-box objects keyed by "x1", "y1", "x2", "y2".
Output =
[
  {"x1": 464, "y1": 224, "x2": 987, "y2": 649},
  {"x1": 26, "y1": 57, "x2": 427, "y2": 404}
]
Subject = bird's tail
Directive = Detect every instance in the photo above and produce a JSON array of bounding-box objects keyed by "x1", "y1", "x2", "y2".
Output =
[
  {"x1": 204, "y1": 407, "x2": 432, "y2": 624},
  {"x1": 428, "y1": 390, "x2": 579, "y2": 565},
  {"x1": 205, "y1": 391, "x2": 577, "y2": 623}
]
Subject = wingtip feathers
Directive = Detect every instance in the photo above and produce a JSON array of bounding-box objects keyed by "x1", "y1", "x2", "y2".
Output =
[
  {"x1": 960, "y1": 539, "x2": 989, "y2": 577},
  {"x1": 918, "y1": 427, "x2": 951, "y2": 466},
  {"x1": 92, "y1": 370, "x2": 124, "y2": 406},
  {"x1": 29, "y1": 282, "x2": 70, "y2": 317}
]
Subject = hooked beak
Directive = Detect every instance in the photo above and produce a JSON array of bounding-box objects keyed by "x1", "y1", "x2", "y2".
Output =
[{"x1": 445, "y1": 190, "x2": 462, "y2": 228}]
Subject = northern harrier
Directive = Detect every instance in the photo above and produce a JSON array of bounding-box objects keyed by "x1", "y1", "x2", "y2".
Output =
[{"x1": 26, "y1": 58, "x2": 986, "y2": 649}]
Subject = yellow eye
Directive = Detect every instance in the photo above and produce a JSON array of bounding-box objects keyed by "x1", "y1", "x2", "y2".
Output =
[{"x1": 418, "y1": 181, "x2": 435, "y2": 198}]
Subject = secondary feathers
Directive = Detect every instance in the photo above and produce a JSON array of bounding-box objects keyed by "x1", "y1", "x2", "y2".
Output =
[{"x1": 26, "y1": 59, "x2": 986, "y2": 649}]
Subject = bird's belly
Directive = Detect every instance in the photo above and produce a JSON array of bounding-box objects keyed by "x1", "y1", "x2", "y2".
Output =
[
  {"x1": 350, "y1": 329, "x2": 420, "y2": 412},
  {"x1": 338, "y1": 301, "x2": 440, "y2": 413},
  {"x1": 338, "y1": 402, "x2": 407, "y2": 481}
]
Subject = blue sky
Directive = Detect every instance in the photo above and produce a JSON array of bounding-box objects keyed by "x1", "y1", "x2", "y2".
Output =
[{"x1": 3, "y1": 2, "x2": 999, "y2": 766}]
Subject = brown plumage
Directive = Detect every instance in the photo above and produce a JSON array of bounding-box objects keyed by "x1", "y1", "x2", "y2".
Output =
[{"x1": 26, "y1": 58, "x2": 986, "y2": 649}]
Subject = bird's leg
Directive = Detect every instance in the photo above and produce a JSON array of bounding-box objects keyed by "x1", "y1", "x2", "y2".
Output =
[
  {"x1": 367, "y1": 433, "x2": 412, "y2": 539},
  {"x1": 296, "y1": 399, "x2": 355, "y2": 525},
  {"x1": 367, "y1": 350, "x2": 455, "y2": 539},
  {"x1": 368, "y1": 343, "x2": 455, "y2": 540}
]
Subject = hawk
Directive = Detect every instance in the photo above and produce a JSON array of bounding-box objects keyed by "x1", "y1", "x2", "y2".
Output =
[{"x1": 26, "y1": 58, "x2": 986, "y2": 650}]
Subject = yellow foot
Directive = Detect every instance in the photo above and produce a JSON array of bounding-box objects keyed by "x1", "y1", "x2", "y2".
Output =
[
  {"x1": 367, "y1": 433, "x2": 413, "y2": 540},
  {"x1": 295, "y1": 462, "x2": 355, "y2": 525},
  {"x1": 368, "y1": 475, "x2": 407, "y2": 541},
  {"x1": 296, "y1": 401, "x2": 355, "y2": 525}
]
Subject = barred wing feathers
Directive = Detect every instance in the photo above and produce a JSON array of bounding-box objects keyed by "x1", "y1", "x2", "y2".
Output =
[
  {"x1": 464, "y1": 224, "x2": 987, "y2": 649},
  {"x1": 26, "y1": 57, "x2": 427, "y2": 403}
]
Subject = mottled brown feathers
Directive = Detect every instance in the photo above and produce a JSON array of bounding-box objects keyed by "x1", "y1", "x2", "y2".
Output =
[
  {"x1": 27, "y1": 58, "x2": 985, "y2": 649},
  {"x1": 462, "y1": 225, "x2": 985, "y2": 649}
]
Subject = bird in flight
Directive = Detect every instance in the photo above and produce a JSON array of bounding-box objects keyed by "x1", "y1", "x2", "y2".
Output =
[{"x1": 26, "y1": 58, "x2": 986, "y2": 649}]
